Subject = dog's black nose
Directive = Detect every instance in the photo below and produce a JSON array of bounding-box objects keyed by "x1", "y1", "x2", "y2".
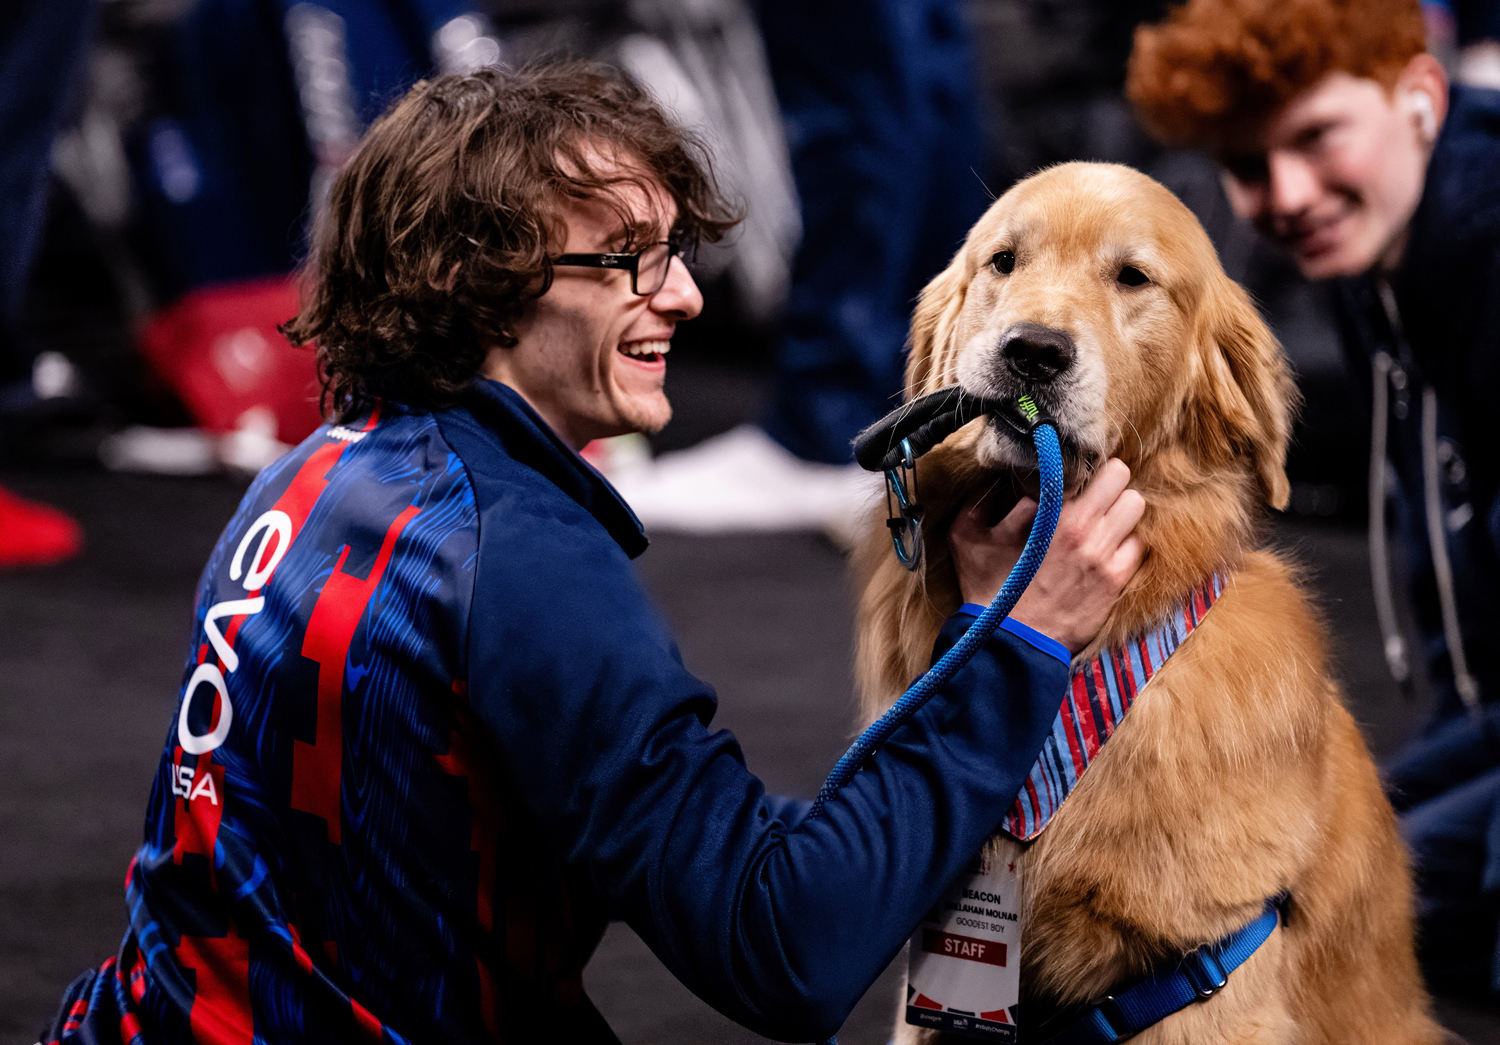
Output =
[{"x1": 1000, "y1": 324, "x2": 1075, "y2": 383}]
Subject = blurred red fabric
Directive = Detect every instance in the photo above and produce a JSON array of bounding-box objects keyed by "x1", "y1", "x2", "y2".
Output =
[
  {"x1": 137, "y1": 277, "x2": 323, "y2": 442},
  {"x1": 0, "y1": 485, "x2": 82, "y2": 567}
]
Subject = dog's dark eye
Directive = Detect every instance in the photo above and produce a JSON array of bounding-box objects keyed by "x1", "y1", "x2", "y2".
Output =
[
  {"x1": 992, "y1": 250, "x2": 1015, "y2": 275},
  {"x1": 1117, "y1": 265, "x2": 1150, "y2": 287}
]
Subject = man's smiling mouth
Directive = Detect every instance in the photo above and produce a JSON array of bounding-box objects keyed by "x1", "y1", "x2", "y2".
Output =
[
  {"x1": 1276, "y1": 205, "x2": 1354, "y2": 255},
  {"x1": 618, "y1": 339, "x2": 671, "y2": 363}
]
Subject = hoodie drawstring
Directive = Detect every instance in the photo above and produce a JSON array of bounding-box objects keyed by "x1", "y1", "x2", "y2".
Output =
[
  {"x1": 1421, "y1": 383, "x2": 1482, "y2": 716},
  {"x1": 1369, "y1": 349, "x2": 1412, "y2": 691},
  {"x1": 1374, "y1": 280, "x2": 1481, "y2": 717}
]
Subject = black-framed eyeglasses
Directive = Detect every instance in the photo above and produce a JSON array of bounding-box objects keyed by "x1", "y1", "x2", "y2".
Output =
[{"x1": 551, "y1": 240, "x2": 686, "y2": 296}]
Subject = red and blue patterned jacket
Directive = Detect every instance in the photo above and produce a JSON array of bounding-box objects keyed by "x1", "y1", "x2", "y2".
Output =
[{"x1": 43, "y1": 379, "x2": 1068, "y2": 1044}]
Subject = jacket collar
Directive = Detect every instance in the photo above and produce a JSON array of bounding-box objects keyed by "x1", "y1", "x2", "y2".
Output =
[
  {"x1": 1396, "y1": 85, "x2": 1500, "y2": 310},
  {"x1": 460, "y1": 379, "x2": 649, "y2": 559},
  {"x1": 1410, "y1": 85, "x2": 1500, "y2": 255}
]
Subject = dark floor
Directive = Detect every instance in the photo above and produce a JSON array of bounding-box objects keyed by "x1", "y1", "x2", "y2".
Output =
[{"x1": 2, "y1": 448, "x2": 1499, "y2": 1042}]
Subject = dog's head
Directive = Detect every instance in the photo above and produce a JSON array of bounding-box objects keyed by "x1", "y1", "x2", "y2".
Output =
[{"x1": 907, "y1": 162, "x2": 1293, "y2": 509}]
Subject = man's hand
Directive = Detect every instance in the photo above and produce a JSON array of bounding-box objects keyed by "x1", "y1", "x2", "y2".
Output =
[{"x1": 949, "y1": 459, "x2": 1145, "y2": 653}]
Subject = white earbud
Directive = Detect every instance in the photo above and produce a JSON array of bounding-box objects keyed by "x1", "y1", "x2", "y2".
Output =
[{"x1": 1408, "y1": 90, "x2": 1437, "y2": 142}]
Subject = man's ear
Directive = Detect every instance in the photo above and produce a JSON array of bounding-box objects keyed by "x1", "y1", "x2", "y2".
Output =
[
  {"x1": 905, "y1": 253, "x2": 971, "y2": 399},
  {"x1": 1400, "y1": 52, "x2": 1449, "y2": 145},
  {"x1": 1187, "y1": 275, "x2": 1298, "y2": 509}
]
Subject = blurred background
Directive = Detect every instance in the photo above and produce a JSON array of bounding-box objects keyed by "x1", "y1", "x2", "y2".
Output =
[
  {"x1": 0, "y1": 0, "x2": 1447, "y2": 507},
  {"x1": 3, "y1": 0, "x2": 1500, "y2": 1040}
]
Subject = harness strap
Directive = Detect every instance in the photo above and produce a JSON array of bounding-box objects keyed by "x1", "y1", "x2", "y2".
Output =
[{"x1": 1039, "y1": 899, "x2": 1283, "y2": 1045}]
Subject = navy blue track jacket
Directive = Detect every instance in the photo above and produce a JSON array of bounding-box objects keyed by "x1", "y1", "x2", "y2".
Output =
[{"x1": 45, "y1": 378, "x2": 1068, "y2": 1045}]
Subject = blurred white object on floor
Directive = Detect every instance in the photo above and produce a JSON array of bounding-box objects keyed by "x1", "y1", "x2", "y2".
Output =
[
  {"x1": 219, "y1": 405, "x2": 292, "y2": 474},
  {"x1": 99, "y1": 406, "x2": 292, "y2": 477},
  {"x1": 99, "y1": 426, "x2": 218, "y2": 475},
  {"x1": 607, "y1": 425, "x2": 878, "y2": 538}
]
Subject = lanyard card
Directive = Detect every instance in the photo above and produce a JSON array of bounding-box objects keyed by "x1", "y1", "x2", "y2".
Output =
[{"x1": 906, "y1": 836, "x2": 1023, "y2": 1040}]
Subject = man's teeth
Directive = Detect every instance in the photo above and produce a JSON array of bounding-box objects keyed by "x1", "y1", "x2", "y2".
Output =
[{"x1": 619, "y1": 340, "x2": 670, "y2": 358}]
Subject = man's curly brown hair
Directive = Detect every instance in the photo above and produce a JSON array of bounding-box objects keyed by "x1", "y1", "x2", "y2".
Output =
[
  {"x1": 1127, "y1": 0, "x2": 1427, "y2": 149},
  {"x1": 282, "y1": 62, "x2": 738, "y2": 422}
]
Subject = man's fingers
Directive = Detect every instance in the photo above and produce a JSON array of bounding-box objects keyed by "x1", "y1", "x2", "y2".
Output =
[
  {"x1": 1073, "y1": 458, "x2": 1133, "y2": 521},
  {"x1": 1094, "y1": 487, "x2": 1146, "y2": 550},
  {"x1": 995, "y1": 496, "x2": 1039, "y2": 543},
  {"x1": 1108, "y1": 534, "x2": 1146, "y2": 585},
  {"x1": 1045, "y1": 460, "x2": 1135, "y2": 557}
]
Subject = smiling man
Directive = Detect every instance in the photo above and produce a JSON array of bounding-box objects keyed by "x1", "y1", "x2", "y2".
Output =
[
  {"x1": 1127, "y1": 0, "x2": 1447, "y2": 280},
  {"x1": 1217, "y1": 62, "x2": 1447, "y2": 280},
  {"x1": 1129, "y1": 0, "x2": 1500, "y2": 996},
  {"x1": 480, "y1": 177, "x2": 688, "y2": 444},
  {"x1": 41, "y1": 65, "x2": 1147, "y2": 1043}
]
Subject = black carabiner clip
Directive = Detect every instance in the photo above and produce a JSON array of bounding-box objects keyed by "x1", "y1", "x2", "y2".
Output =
[{"x1": 884, "y1": 438, "x2": 924, "y2": 571}]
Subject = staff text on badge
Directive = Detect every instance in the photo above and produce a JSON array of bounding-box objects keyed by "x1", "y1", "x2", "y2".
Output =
[{"x1": 922, "y1": 929, "x2": 1008, "y2": 967}]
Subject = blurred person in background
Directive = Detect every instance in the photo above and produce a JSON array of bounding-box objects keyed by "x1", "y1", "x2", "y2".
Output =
[
  {"x1": 41, "y1": 65, "x2": 1146, "y2": 1044},
  {"x1": 0, "y1": 0, "x2": 92, "y2": 567},
  {"x1": 84, "y1": 0, "x2": 505, "y2": 476},
  {"x1": 612, "y1": 0, "x2": 992, "y2": 537},
  {"x1": 1129, "y1": 0, "x2": 1500, "y2": 995},
  {"x1": 1424, "y1": 0, "x2": 1500, "y2": 88}
]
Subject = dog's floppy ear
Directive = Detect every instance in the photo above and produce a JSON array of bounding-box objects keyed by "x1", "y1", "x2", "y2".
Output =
[
  {"x1": 905, "y1": 252, "x2": 971, "y2": 398},
  {"x1": 1188, "y1": 274, "x2": 1297, "y2": 509}
]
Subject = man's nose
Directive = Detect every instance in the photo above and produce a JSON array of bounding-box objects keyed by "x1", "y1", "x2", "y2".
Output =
[
  {"x1": 1267, "y1": 151, "x2": 1321, "y2": 216},
  {"x1": 1000, "y1": 323, "x2": 1075, "y2": 383},
  {"x1": 650, "y1": 255, "x2": 702, "y2": 320}
]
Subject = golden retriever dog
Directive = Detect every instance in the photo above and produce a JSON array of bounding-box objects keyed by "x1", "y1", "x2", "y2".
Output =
[{"x1": 854, "y1": 162, "x2": 1444, "y2": 1045}]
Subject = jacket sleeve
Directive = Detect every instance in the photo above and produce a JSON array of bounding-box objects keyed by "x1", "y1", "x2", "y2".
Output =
[{"x1": 466, "y1": 497, "x2": 1068, "y2": 1042}]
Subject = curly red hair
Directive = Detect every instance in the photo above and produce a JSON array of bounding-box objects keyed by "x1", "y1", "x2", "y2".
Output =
[{"x1": 1127, "y1": 0, "x2": 1427, "y2": 147}]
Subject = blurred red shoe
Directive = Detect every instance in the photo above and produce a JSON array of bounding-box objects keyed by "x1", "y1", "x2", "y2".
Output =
[{"x1": 0, "y1": 484, "x2": 83, "y2": 567}]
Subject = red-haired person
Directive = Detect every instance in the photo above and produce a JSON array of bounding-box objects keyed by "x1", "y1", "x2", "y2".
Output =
[{"x1": 1130, "y1": 0, "x2": 1500, "y2": 996}]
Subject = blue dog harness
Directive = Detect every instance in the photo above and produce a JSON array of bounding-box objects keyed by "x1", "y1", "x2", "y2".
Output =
[{"x1": 1037, "y1": 899, "x2": 1284, "y2": 1044}]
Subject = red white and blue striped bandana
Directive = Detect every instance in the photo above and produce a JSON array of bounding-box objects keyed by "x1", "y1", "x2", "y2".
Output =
[{"x1": 1001, "y1": 573, "x2": 1227, "y2": 842}]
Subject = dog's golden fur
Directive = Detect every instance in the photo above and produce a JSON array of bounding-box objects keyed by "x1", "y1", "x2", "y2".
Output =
[{"x1": 855, "y1": 163, "x2": 1442, "y2": 1044}]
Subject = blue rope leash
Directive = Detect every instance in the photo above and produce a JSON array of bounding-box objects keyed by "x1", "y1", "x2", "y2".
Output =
[
  {"x1": 809, "y1": 420, "x2": 1065, "y2": 819},
  {"x1": 808, "y1": 421, "x2": 1062, "y2": 1045}
]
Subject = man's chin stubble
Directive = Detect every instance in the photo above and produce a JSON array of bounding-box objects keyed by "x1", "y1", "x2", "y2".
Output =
[{"x1": 621, "y1": 401, "x2": 672, "y2": 435}]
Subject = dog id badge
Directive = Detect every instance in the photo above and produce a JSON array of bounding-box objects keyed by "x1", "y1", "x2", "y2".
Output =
[{"x1": 906, "y1": 836, "x2": 1023, "y2": 1040}]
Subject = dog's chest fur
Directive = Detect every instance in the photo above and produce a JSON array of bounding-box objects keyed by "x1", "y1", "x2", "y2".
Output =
[{"x1": 999, "y1": 551, "x2": 1334, "y2": 1005}]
